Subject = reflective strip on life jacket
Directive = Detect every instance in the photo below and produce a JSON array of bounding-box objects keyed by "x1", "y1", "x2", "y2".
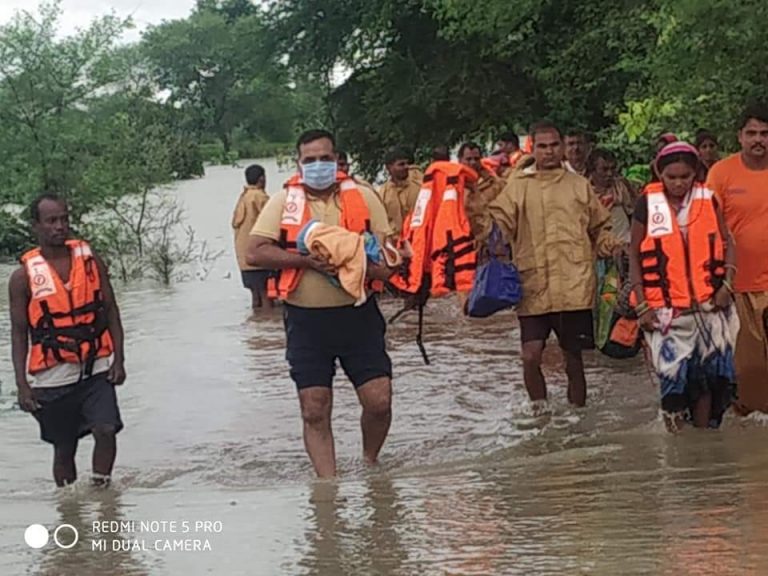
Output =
[
  {"x1": 638, "y1": 183, "x2": 725, "y2": 309},
  {"x1": 389, "y1": 183, "x2": 434, "y2": 294},
  {"x1": 267, "y1": 176, "x2": 373, "y2": 300},
  {"x1": 429, "y1": 182, "x2": 476, "y2": 296},
  {"x1": 390, "y1": 161, "x2": 478, "y2": 296},
  {"x1": 22, "y1": 240, "x2": 113, "y2": 376}
]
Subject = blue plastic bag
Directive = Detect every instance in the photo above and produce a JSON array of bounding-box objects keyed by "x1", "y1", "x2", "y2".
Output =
[{"x1": 467, "y1": 226, "x2": 522, "y2": 318}]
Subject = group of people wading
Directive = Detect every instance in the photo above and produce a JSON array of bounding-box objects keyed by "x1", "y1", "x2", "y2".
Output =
[{"x1": 9, "y1": 104, "x2": 768, "y2": 483}]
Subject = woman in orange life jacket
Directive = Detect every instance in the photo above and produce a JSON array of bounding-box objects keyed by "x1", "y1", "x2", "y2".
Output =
[{"x1": 628, "y1": 142, "x2": 738, "y2": 431}]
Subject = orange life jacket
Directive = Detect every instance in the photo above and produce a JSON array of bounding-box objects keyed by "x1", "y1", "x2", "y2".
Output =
[
  {"x1": 391, "y1": 161, "x2": 479, "y2": 296},
  {"x1": 480, "y1": 158, "x2": 499, "y2": 174},
  {"x1": 267, "y1": 174, "x2": 374, "y2": 300},
  {"x1": 509, "y1": 149, "x2": 524, "y2": 168},
  {"x1": 523, "y1": 137, "x2": 534, "y2": 154},
  {"x1": 21, "y1": 240, "x2": 113, "y2": 376},
  {"x1": 637, "y1": 183, "x2": 725, "y2": 309}
]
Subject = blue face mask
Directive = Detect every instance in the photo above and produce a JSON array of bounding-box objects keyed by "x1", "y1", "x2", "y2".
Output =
[{"x1": 301, "y1": 161, "x2": 337, "y2": 191}]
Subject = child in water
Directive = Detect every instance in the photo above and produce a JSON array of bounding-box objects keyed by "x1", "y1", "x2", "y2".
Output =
[{"x1": 629, "y1": 142, "x2": 739, "y2": 431}]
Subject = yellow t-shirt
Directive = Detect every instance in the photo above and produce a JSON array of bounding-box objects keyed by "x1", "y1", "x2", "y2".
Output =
[
  {"x1": 377, "y1": 177, "x2": 422, "y2": 237},
  {"x1": 707, "y1": 153, "x2": 768, "y2": 292},
  {"x1": 250, "y1": 184, "x2": 393, "y2": 308},
  {"x1": 232, "y1": 186, "x2": 269, "y2": 271}
]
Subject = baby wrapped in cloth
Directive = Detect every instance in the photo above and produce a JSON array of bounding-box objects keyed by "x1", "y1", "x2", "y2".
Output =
[{"x1": 297, "y1": 220, "x2": 403, "y2": 306}]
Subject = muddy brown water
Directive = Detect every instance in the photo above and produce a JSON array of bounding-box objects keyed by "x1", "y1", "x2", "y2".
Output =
[{"x1": 1, "y1": 161, "x2": 768, "y2": 576}]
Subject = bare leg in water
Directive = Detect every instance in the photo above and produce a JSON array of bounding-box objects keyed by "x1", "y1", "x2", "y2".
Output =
[
  {"x1": 299, "y1": 387, "x2": 336, "y2": 477},
  {"x1": 251, "y1": 284, "x2": 275, "y2": 310},
  {"x1": 692, "y1": 391, "x2": 713, "y2": 428},
  {"x1": 355, "y1": 377, "x2": 392, "y2": 465},
  {"x1": 91, "y1": 424, "x2": 117, "y2": 486},
  {"x1": 250, "y1": 287, "x2": 263, "y2": 310},
  {"x1": 564, "y1": 349, "x2": 587, "y2": 407},
  {"x1": 521, "y1": 340, "x2": 547, "y2": 402},
  {"x1": 53, "y1": 441, "x2": 78, "y2": 487}
]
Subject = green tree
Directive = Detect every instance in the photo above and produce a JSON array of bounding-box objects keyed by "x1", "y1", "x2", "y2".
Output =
[
  {"x1": 141, "y1": 1, "x2": 299, "y2": 155},
  {"x1": 269, "y1": 0, "x2": 537, "y2": 175},
  {"x1": 0, "y1": 1, "x2": 131, "y2": 209},
  {"x1": 269, "y1": 0, "x2": 659, "y2": 175},
  {"x1": 0, "y1": 2, "x2": 204, "y2": 263},
  {"x1": 648, "y1": 0, "x2": 768, "y2": 142}
]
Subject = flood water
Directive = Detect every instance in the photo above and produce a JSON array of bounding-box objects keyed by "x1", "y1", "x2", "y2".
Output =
[{"x1": 2, "y1": 160, "x2": 768, "y2": 576}]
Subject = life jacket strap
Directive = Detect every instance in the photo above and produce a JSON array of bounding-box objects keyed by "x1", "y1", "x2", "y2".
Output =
[
  {"x1": 431, "y1": 232, "x2": 475, "y2": 291},
  {"x1": 707, "y1": 232, "x2": 726, "y2": 290},
  {"x1": 277, "y1": 228, "x2": 299, "y2": 251},
  {"x1": 639, "y1": 238, "x2": 673, "y2": 308},
  {"x1": 31, "y1": 294, "x2": 108, "y2": 378}
]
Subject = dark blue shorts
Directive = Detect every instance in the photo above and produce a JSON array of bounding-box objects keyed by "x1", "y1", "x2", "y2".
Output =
[
  {"x1": 519, "y1": 309, "x2": 595, "y2": 352},
  {"x1": 32, "y1": 372, "x2": 123, "y2": 445},
  {"x1": 283, "y1": 298, "x2": 393, "y2": 390},
  {"x1": 241, "y1": 269, "x2": 271, "y2": 291}
]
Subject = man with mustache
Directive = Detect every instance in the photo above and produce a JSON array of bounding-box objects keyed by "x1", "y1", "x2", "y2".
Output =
[
  {"x1": 706, "y1": 103, "x2": 768, "y2": 415},
  {"x1": 466, "y1": 121, "x2": 622, "y2": 410}
]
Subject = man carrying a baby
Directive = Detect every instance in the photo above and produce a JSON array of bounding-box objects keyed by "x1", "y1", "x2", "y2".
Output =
[{"x1": 247, "y1": 129, "x2": 397, "y2": 478}]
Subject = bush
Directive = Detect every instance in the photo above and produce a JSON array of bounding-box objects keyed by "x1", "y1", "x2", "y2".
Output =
[
  {"x1": 170, "y1": 142, "x2": 206, "y2": 179},
  {"x1": 0, "y1": 209, "x2": 33, "y2": 260},
  {"x1": 81, "y1": 192, "x2": 222, "y2": 285},
  {"x1": 200, "y1": 137, "x2": 293, "y2": 164},
  {"x1": 199, "y1": 141, "x2": 238, "y2": 165},
  {"x1": 232, "y1": 139, "x2": 293, "y2": 160}
]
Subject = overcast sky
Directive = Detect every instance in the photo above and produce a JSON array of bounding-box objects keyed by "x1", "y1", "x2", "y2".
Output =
[{"x1": 0, "y1": 0, "x2": 198, "y2": 41}]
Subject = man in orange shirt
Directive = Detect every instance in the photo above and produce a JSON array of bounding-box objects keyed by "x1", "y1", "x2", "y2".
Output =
[{"x1": 706, "y1": 103, "x2": 768, "y2": 415}]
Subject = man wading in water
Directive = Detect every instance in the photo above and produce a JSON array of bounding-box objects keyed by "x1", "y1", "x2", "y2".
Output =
[
  {"x1": 706, "y1": 103, "x2": 768, "y2": 415},
  {"x1": 247, "y1": 129, "x2": 396, "y2": 477},
  {"x1": 9, "y1": 195, "x2": 126, "y2": 487},
  {"x1": 466, "y1": 121, "x2": 623, "y2": 410},
  {"x1": 232, "y1": 164, "x2": 273, "y2": 310}
]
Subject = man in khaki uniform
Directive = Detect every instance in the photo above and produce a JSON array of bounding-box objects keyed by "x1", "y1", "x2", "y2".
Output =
[
  {"x1": 232, "y1": 164, "x2": 272, "y2": 309},
  {"x1": 564, "y1": 129, "x2": 591, "y2": 176},
  {"x1": 337, "y1": 150, "x2": 378, "y2": 196},
  {"x1": 458, "y1": 142, "x2": 505, "y2": 203},
  {"x1": 377, "y1": 146, "x2": 422, "y2": 237},
  {"x1": 466, "y1": 121, "x2": 621, "y2": 408},
  {"x1": 495, "y1": 132, "x2": 530, "y2": 173},
  {"x1": 247, "y1": 129, "x2": 396, "y2": 478}
]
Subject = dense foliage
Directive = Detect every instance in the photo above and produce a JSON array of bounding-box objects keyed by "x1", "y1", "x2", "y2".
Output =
[
  {"x1": 1, "y1": 0, "x2": 765, "y2": 256},
  {"x1": 270, "y1": 0, "x2": 767, "y2": 173}
]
